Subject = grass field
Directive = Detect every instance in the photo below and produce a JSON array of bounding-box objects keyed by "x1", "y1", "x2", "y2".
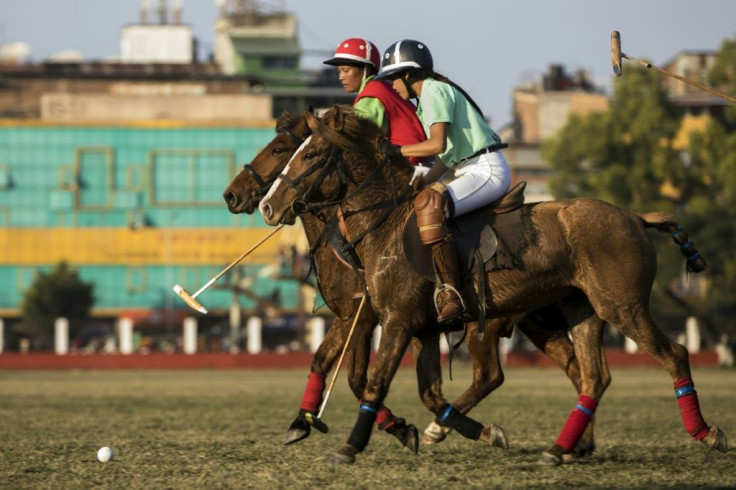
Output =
[{"x1": 1, "y1": 365, "x2": 734, "y2": 488}]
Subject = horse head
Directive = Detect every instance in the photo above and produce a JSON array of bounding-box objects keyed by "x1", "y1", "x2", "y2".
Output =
[
  {"x1": 259, "y1": 105, "x2": 413, "y2": 226},
  {"x1": 223, "y1": 108, "x2": 313, "y2": 214}
]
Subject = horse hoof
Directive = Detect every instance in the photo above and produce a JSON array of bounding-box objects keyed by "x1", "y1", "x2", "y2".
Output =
[
  {"x1": 539, "y1": 444, "x2": 565, "y2": 465},
  {"x1": 283, "y1": 427, "x2": 310, "y2": 445},
  {"x1": 394, "y1": 424, "x2": 419, "y2": 454},
  {"x1": 421, "y1": 421, "x2": 450, "y2": 446},
  {"x1": 328, "y1": 445, "x2": 358, "y2": 465},
  {"x1": 703, "y1": 426, "x2": 728, "y2": 453},
  {"x1": 539, "y1": 450, "x2": 563, "y2": 466},
  {"x1": 283, "y1": 412, "x2": 311, "y2": 445},
  {"x1": 479, "y1": 424, "x2": 509, "y2": 449}
]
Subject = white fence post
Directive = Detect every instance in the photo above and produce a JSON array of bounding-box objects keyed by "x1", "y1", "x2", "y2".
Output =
[
  {"x1": 686, "y1": 316, "x2": 701, "y2": 353},
  {"x1": 118, "y1": 317, "x2": 134, "y2": 354},
  {"x1": 372, "y1": 325, "x2": 382, "y2": 352},
  {"x1": 306, "y1": 316, "x2": 325, "y2": 353},
  {"x1": 183, "y1": 317, "x2": 198, "y2": 354},
  {"x1": 247, "y1": 317, "x2": 262, "y2": 354},
  {"x1": 54, "y1": 317, "x2": 69, "y2": 355},
  {"x1": 439, "y1": 334, "x2": 450, "y2": 355},
  {"x1": 624, "y1": 335, "x2": 638, "y2": 354}
]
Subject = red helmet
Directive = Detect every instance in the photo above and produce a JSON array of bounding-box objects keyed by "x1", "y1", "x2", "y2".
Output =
[{"x1": 323, "y1": 38, "x2": 381, "y2": 70}]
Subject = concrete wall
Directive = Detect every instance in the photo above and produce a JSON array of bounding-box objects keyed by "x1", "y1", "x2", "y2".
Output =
[{"x1": 40, "y1": 93, "x2": 272, "y2": 121}]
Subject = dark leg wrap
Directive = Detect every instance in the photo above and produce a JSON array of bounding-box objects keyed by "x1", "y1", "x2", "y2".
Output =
[
  {"x1": 435, "y1": 403, "x2": 483, "y2": 440},
  {"x1": 346, "y1": 401, "x2": 379, "y2": 451}
]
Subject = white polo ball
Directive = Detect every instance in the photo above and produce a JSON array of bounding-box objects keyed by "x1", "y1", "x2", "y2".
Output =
[{"x1": 97, "y1": 446, "x2": 114, "y2": 463}]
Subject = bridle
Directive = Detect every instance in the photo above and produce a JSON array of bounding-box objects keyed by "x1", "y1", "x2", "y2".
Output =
[{"x1": 241, "y1": 125, "x2": 311, "y2": 200}]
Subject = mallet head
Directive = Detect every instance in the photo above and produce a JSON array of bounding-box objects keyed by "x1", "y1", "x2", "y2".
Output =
[
  {"x1": 173, "y1": 284, "x2": 208, "y2": 314},
  {"x1": 304, "y1": 412, "x2": 330, "y2": 434},
  {"x1": 611, "y1": 30, "x2": 622, "y2": 77}
]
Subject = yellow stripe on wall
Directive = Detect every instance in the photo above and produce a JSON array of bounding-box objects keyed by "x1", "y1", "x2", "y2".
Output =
[{"x1": 0, "y1": 228, "x2": 284, "y2": 265}]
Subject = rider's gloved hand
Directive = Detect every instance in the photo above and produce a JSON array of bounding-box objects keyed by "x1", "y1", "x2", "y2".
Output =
[{"x1": 380, "y1": 139, "x2": 402, "y2": 159}]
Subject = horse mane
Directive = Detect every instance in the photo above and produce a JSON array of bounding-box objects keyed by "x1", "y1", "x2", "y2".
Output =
[
  {"x1": 275, "y1": 109, "x2": 301, "y2": 133},
  {"x1": 316, "y1": 105, "x2": 414, "y2": 176}
]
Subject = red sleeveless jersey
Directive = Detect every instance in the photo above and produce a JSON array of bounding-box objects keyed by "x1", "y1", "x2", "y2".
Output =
[{"x1": 355, "y1": 80, "x2": 427, "y2": 164}]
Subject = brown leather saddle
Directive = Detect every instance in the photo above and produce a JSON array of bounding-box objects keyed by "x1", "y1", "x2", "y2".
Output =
[{"x1": 403, "y1": 181, "x2": 528, "y2": 282}]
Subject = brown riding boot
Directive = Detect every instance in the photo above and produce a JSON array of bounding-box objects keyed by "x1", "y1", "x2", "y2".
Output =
[
  {"x1": 431, "y1": 235, "x2": 466, "y2": 325},
  {"x1": 414, "y1": 182, "x2": 467, "y2": 327}
]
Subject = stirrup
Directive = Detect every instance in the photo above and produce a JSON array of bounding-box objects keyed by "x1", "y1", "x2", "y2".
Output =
[{"x1": 433, "y1": 284, "x2": 466, "y2": 317}]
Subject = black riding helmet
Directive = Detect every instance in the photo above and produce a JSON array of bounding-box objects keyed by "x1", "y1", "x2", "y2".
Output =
[{"x1": 375, "y1": 39, "x2": 433, "y2": 81}]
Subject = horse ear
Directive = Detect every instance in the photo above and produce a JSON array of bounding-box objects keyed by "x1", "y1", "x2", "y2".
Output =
[
  {"x1": 306, "y1": 111, "x2": 320, "y2": 131},
  {"x1": 331, "y1": 105, "x2": 345, "y2": 131},
  {"x1": 307, "y1": 105, "x2": 314, "y2": 114}
]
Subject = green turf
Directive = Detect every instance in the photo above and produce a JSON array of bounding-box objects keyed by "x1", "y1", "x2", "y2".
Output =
[{"x1": 1, "y1": 365, "x2": 734, "y2": 488}]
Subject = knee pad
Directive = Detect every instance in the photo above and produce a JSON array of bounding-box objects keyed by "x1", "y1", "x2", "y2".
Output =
[{"x1": 414, "y1": 185, "x2": 449, "y2": 245}]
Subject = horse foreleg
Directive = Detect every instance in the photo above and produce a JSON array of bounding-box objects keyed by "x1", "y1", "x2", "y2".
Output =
[
  {"x1": 412, "y1": 324, "x2": 507, "y2": 450},
  {"x1": 421, "y1": 320, "x2": 506, "y2": 446},
  {"x1": 348, "y1": 321, "x2": 419, "y2": 453},
  {"x1": 284, "y1": 316, "x2": 348, "y2": 445},
  {"x1": 329, "y1": 319, "x2": 415, "y2": 465}
]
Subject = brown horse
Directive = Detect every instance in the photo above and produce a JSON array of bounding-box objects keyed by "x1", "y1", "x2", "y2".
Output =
[
  {"x1": 259, "y1": 105, "x2": 728, "y2": 464},
  {"x1": 223, "y1": 109, "x2": 600, "y2": 458}
]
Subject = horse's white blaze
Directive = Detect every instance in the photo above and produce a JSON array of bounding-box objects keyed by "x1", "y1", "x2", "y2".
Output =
[{"x1": 260, "y1": 135, "x2": 312, "y2": 215}]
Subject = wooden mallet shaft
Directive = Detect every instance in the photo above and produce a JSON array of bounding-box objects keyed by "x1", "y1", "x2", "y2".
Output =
[
  {"x1": 611, "y1": 30, "x2": 736, "y2": 104},
  {"x1": 173, "y1": 224, "x2": 285, "y2": 314}
]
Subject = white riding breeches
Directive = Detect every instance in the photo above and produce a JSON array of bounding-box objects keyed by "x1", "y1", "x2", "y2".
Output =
[{"x1": 441, "y1": 151, "x2": 511, "y2": 217}]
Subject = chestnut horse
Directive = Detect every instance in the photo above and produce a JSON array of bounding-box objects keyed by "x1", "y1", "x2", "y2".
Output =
[
  {"x1": 223, "y1": 110, "x2": 601, "y2": 459},
  {"x1": 258, "y1": 105, "x2": 727, "y2": 465}
]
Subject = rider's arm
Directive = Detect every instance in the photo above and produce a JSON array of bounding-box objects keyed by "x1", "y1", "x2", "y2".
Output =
[{"x1": 399, "y1": 122, "x2": 447, "y2": 159}]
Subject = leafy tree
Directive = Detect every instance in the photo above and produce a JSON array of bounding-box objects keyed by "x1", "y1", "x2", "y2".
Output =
[
  {"x1": 543, "y1": 42, "x2": 736, "y2": 338},
  {"x1": 19, "y1": 261, "x2": 95, "y2": 342}
]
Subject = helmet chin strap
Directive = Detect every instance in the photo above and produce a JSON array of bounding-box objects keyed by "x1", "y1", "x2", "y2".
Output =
[{"x1": 401, "y1": 75, "x2": 418, "y2": 100}]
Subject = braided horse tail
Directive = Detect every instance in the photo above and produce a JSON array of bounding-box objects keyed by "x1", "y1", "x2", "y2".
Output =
[{"x1": 635, "y1": 212, "x2": 707, "y2": 273}]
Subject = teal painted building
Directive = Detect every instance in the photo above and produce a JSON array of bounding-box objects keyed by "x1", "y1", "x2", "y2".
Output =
[{"x1": 0, "y1": 121, "x2": 303, "y2": 321}]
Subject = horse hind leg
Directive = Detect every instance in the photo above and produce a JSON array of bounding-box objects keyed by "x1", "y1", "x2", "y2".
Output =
[
  {"x1": 421, "y1": 320, "x2": 506, "y2": 446},
  {"x1": 604, "y1": 306, "x2": 727, "y2": 454},
  {"x1": 519, "y1": 309, "x2": 604, "y2": 460},
  {"x1": 539, "y1": 303, "x2": 611, "y2": 465}
]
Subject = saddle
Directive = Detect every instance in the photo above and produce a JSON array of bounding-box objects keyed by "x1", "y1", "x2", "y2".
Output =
[
  {"x1": 403, "y1": 181, "x2": 535, "y2": 333},
  {"x1": 403, "y1": 181, "x2": 529, "y2": 282}
]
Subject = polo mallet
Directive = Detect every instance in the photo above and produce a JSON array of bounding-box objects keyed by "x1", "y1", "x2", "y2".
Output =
[
  {"x1": 173, "y1": 224, "x2": 284, "y2": 314},
  {"x1": 304, "y1": 294, "x2": 367, "y2": 433},
  {"x1": 611, "y1": 30, "x2": 736, "y2": 103}
]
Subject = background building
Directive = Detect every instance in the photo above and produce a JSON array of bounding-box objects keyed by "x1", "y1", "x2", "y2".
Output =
[
  {"x1": 500, "y1": 64, "x2": 609, "y2": 202},
  {"x1": 0, "y1": 0, "x2": 336, "y2": 352}
]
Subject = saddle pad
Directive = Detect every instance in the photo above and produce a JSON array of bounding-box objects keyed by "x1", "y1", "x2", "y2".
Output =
[{"x1": 403, "y1": 204, "x2": 534, "y2": 282}]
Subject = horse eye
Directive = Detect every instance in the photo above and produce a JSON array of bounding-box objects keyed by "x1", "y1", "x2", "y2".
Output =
[
  {"x1": 304, "y1": 152, "x2": 316, "y2": 160},
  {"x1": 272, "y1": 148, "x2": 285, "y2": 155}
]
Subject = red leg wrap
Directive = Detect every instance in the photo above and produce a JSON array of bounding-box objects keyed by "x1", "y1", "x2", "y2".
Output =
[
  {"x1": 375, "y1": 405, "x2": 395, "y2": 430},
  {"x1": 555, "y1": 395, "x2": 598, "y2": 452},
  {"x1": 359, "y1": 399, "x2": 396, "y2": 430},
  {"x1": 299, "y1": 372, "x2": 325, "y2": 412},
  {"x1": 674, "y1": 378, "x2": 709, "y2": 441}
]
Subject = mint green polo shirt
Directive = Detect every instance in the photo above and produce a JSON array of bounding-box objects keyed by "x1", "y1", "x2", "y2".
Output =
[
  {"x1": 353, "y1": 75, "x2": 388, "y2": 133},
  {"x1": 416, "y1": 77, "x2": 500, "y2": 167}
]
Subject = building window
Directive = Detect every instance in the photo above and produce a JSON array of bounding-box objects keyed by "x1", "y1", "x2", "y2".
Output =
[{"x1": 262, "y1": 56, "x2": 297, "y2": 69}]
